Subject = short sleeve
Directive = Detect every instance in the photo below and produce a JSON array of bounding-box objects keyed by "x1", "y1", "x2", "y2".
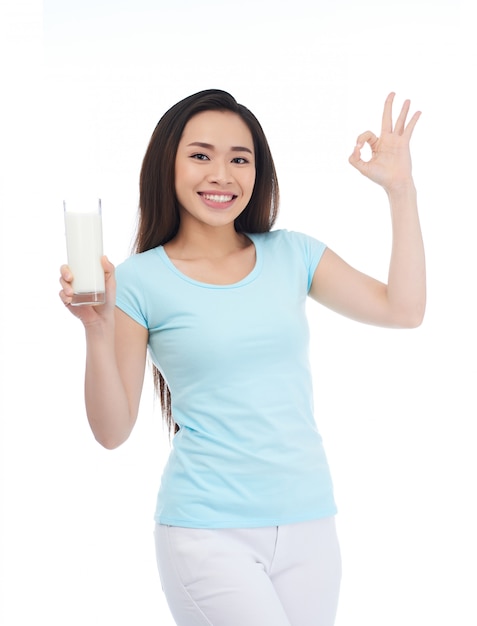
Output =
[
  {"x1": 115, "y1": 257, "x2": 148, "y2": 328},
  {"x1": 287, "y1": 231, "x2": 327, "y2": 291}
]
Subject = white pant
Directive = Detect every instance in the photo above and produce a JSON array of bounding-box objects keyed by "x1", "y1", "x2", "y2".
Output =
[{"x1": 154, "y1": 517, "x2": 341, "y2": 626}]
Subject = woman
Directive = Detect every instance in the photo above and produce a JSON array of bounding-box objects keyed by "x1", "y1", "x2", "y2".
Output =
[{"x1": 60, "y1": 89, "x2": 425, "y2": 626}]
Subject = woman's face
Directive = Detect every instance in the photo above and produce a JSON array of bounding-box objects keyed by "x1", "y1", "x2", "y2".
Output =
[{"x1": 174, "y1": 110, "x2": 256, "y2": 231}]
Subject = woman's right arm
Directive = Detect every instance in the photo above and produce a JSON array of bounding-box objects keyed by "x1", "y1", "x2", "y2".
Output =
[{"x1": 60, "y1": 257, "x2": 148, "y2": 449}]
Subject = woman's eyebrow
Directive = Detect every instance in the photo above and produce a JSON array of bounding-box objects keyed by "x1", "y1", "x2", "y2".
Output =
[{"x1": 186, "y1": 141, "x2": 253, "y2": 154}]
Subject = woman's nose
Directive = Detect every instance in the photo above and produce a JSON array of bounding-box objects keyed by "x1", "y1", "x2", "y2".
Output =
[{"x1": 206, "y1": 160, "x2": 232, "y2": 185}]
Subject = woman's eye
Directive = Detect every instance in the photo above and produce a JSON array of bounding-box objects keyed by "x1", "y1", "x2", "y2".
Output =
[
  {"x1": 232, "y1": 157, "x2": 248, "y2": 164},
  {"x1": 191, "y1": 153, "x2": 209, "y2": 161}
]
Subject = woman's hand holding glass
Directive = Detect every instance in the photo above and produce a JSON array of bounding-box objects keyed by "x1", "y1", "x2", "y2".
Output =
[{"x1": 59, "y1": 256, "x2": 116, "y2": 326}]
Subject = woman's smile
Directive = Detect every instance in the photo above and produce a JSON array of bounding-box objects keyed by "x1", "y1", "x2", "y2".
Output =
[{"x1": 198, "y1": 191, "x2": 238, "y2": 209}]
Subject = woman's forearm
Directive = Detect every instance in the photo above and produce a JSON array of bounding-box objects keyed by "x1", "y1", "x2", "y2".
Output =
[
  {"x1": 386, "y1": 182, "x2": 426, "y2": 327},
  {"x1": 84, "y1": 323, "x2": 137, "y2": 449}
]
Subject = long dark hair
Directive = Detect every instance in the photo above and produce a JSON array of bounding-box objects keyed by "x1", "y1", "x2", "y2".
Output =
[{"x1": 134, "y1": 89, "x2": 280, "y2": 434}]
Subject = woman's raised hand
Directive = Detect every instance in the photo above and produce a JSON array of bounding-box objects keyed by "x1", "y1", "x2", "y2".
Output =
[
  {"x1": 59, "y1": 256, "x2": 116, "y2": 326},
  {"x1": 348, "y1": 92, "x2": 421, "y2": 193}
]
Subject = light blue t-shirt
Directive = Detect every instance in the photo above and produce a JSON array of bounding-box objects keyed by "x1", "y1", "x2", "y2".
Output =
[{"x1": 115, "y1": 229, "x2": 337, "y2": 528}]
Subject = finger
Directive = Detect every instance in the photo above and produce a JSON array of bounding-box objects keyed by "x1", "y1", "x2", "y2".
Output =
[
  {"x1": 394, "y1": 99, "x2": 411, "y2": 135},
  {"x1": 381, "y1": 92, "x2": 395, "y2": 134},
  {"x1": 59, "y1": 276, "x2": 73, "y2": 291},
  {"x1": 349, "y1": 150, "x2": 369, "y2": 175},
  {"x1": 404, "y1": 109, "x2": 421, "y2": 139},
  {"x1": 349, "y1": 134, "x2": 375, "y2": 171},
  {"x1": 59, "y1": 288, "x2": 72, "y2": 306},
  {"x1": 352, "y1": 131, "x2": 379, "y2": 160},
  {"x1": 349, "y1": 152, "x2": 369, "y2": 175},
  {"x1": 59, "y1": 267, "x2": 73, "y2": 290},
  {"x1": 348, "y1": 145, "x2": 365, "y2": 171},
  {"x1": 60, "y1": 264, "x2": 72, "y2": 281},
  {"x1": 59, "y1": 272, "x2": 74, "y2": 300}
]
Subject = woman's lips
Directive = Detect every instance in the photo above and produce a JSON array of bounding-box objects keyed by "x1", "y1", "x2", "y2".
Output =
[{"x1": 198, "y1": 192, "x2": 237, "y2": 209}]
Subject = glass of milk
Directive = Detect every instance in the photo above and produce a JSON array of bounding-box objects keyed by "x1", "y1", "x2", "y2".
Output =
[{"x1": 63, "y1": 198, "x2": 105, "y2": 305}]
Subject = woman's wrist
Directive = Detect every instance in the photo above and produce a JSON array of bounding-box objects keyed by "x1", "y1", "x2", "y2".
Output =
[
  {"x1": 385, "y1": 178, "x2": 417, "y2": 199},
  {"x1": 83, "y1": 315, "x2": 115, "y2": 341}
]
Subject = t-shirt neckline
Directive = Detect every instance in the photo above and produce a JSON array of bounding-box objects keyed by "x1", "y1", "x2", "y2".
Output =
[{"x1": 156, "y1": 233, "x2": 263, "y2": 289}]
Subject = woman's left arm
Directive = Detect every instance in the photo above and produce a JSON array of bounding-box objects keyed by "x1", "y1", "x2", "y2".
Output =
[{"x1": 310, "y1": 93, "x2": 426, "y2": 328}]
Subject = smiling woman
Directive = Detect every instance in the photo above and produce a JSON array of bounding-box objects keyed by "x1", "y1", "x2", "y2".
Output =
[
  {"x1": 59, "y1": 87, "x2": 425, "y2": 626},
  {"x1": 136, "y1": 90, "x2": 279, "y2": 253},
  {"x1": 173, "y1": 110, "x2": 256, "y2": 225}
]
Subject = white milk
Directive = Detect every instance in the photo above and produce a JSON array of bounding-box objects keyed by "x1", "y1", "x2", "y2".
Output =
[{"x1": 64, "y1": 211, "x2": 105, "y2": 302}]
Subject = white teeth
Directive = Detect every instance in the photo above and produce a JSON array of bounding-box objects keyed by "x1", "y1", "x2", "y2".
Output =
[{"x1": 202, "y1": 194, "x2": 233, "y2": 203}]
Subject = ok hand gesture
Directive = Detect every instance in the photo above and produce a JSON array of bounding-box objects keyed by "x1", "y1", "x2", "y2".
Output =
[{"x1": 349, "y1": 92, "x2": 421, "y2": 193}]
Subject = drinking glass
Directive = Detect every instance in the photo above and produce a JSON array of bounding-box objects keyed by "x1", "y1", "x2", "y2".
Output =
[{"x1": 63, "y1": 198, "x2": 105, "y2": 305}]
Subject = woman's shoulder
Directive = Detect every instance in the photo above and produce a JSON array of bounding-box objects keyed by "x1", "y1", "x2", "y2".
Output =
[
  {"x1": 115, "y1": 247, "x2": 164, "y2": 289},
  {"x1": 252, "y1": 230, "x2": 327, "y2": 280},
  {"x1": 116, "y1": 247, "x2": 161, "y2": 271},
  {"x1": 251, "y1": 229, "x2": 325, "y2": 249}
]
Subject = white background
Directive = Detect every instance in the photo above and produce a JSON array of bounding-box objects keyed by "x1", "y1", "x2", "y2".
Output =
[{"x1": 1, "y1": 1, "x2": 475, "y2": 624}]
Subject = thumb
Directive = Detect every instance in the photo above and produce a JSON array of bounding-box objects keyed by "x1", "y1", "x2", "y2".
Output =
[
  {"x1": 348, "y1": 143, "x2": 368, "y2": 175},
  {"x1": 101, "y1": 255, "x2": 115, "y2": 274},
  {"x1": 101, "y1": 256, "x2": 117, "y2": 290}
]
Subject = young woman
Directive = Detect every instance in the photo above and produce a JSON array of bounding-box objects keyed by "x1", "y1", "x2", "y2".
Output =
[{"x1": 59, "y1": 89, "x2": 425, "y2": 626}]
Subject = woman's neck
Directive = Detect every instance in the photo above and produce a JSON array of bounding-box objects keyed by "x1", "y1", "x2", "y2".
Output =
[
  {"x1": 166, "y1": 223, "x2": 249, "y2": 260},
  {"x1": 163, "y1": 223, "x2": 256, "y2": 285}
]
